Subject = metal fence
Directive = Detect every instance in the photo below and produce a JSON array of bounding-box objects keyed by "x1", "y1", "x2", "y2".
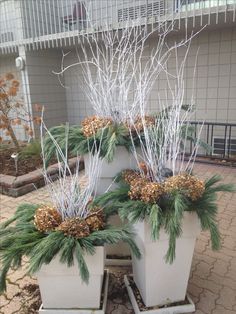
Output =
[
  {"x1": 0, "y1": 0, "x2": 236, "y2": 53},
  {"x1": 188, "y1": 121, "x2": 236, "y2": 161}
]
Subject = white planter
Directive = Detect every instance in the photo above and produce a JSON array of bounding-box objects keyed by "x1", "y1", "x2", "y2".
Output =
[
  {"x1": 132, "y1": 213, "x2": 201, "y2": 307},
  {"x1": 84, "y1": 146, "x2": 139, "y2": 195},
  {"x1": 38, "y1": 271, "x2": 109, "y2": 314},
  {"x1": 105, "y1": 214, "x2": 131, "y2": 262},
  {"x1": 124, "y1": 275, "x2": 195, "y2": 314},
  {"x1": 37, "y1": 246, "x2": 104, "y2": 309},
  {"x1": 84, "y1": 146, "x2": 141, "y2": 263}
]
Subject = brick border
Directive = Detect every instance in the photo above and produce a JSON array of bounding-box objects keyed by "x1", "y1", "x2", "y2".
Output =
[{"x1": 0, "y1": 157, "x2": 84, "y2": 197}]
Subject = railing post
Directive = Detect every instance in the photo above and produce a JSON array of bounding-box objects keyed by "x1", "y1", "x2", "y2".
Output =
[{"x1": 223, "y1": 125, "x2": 228, "y2": 159}]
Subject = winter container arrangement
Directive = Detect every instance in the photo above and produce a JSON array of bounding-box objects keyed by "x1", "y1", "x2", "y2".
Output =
[
  {"x1": 95, "y1": 105, "x2": 235, "y2": 313},
  {"x1": 42, "y1": 18, "x2": 207, "y2": 264},
  {"x1": 43, "y1": 115, "x2": 152, "y2": 193},
  {"x1": 0, "y1": 128, "x2": 140, "y2": 313}
]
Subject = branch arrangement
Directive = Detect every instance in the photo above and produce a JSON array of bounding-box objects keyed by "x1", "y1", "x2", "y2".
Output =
[
  {"x1": 94, "y1": 170, "x2": 234, "y2": 263},
  {"x1": 0, "y1": 123, "x2": 140, "y2": 292}
]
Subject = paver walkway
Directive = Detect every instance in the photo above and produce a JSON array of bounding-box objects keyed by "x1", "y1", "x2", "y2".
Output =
[{"x1": 0, "y1": 163, "x2": 236, "y2": 314}]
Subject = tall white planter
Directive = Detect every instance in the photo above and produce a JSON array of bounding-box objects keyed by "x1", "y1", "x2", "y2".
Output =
[
  {"x1": 84, "y1": 146, "x2": 139, "y2": 195},
  {"x1": 132, "y1": 213, "x2": 201, "y2": 307},
  {"x1": 84, "y1": 146, "x2": 140, "y2": 260},
  {"x1": 37, "y1": 246, "x2": 104, "y2": 309}
]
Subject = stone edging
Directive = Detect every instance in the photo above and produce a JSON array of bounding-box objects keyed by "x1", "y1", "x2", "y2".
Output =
[{"x1": 0, "y1": 157, "x2": 84, "y2": 197}]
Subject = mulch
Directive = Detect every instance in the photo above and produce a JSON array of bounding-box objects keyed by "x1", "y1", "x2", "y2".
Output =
[{"x1": 0, "y1": 147, "x2": 43, "y2": 176}]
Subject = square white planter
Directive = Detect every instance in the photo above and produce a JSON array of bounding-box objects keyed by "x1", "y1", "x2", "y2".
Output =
[
  {"x1": 84, "y1": 147, "x2": 140, "y2": 261},
  {"x1": 105, "y1": 214, "x2": 131, "y2": 266},
  {"x1": 37, "y1": 247, "x2": 104, "y2": 309},
  {"x1": 84, "y1": 146, "x2": 139, "y2": 195},
  {"x1": 124, "y1": 275, "x2": 195, "y2": 314},
  {"x1": 132, "y1": 213, "x2": 201, "y2": 307},
  {"x1": 38, "y1": 270, "x2": 109, "y2": 314}
]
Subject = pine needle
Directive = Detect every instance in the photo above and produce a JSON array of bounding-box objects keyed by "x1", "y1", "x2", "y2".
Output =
[{"x1": 149, "y1": 204, "x2": 162, "y2": 241}]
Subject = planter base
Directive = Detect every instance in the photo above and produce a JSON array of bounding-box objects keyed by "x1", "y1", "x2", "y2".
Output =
[
  {"x1": 39, "y1": 270, "x2": 109, "y2": 314},
  {"x1": 105, "y1": 257, "x2": 132, "y2": 266},
  {"x1": 124, "y1": 275, "x2": 195, "y2": 314}
]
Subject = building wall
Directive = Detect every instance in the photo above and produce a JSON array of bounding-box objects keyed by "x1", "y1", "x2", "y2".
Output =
[
  {"x1": 24, "y1": 49, "x2": 68, "y2": 130},
  {"x1": 1, "y1": 24, "x2": 235, "y2": 147},
  {"x1": 63, "y1": 26, "x2": 236, "y2": 126},
  {"x1": 165, "y1": 26, "x2": 236, "y2": 124},
  {"x1": 64, "y1": 54, "x2": 93, "y2": 125}
]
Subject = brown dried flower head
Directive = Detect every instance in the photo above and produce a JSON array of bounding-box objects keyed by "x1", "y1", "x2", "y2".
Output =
[
  {"x1": 140, "y1": 182, "x2": 164, "y2": 203},
  {"x1": 81, "y1": 115, "x2": 112, "y2": 137},
  {"x1": 122, "y1": 169, "x2": 140, "y2": 185},
  {"x1": 85, "y1": 207, "x2": 105, "y2": 232},
  {"x1": 128, "y1": 177, "x2": 148, "y2": 200},
  {"x1": 127, "y1": 115, "x2": 155, "y2": 133},
  {"x1": 56, "y1": 217, "x2": 90, "y2": 239},
  {"x1": 164, "y1": 174, "x2": 205, "y2": 201},
  {"x1": 34, "y1": 205, "x2": 62, "y2": 232}
]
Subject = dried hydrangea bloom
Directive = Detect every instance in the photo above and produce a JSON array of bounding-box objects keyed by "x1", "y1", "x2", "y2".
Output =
[
  {"x1": 128, "y1": 177, "x2": 149, "y2": 200},
  {"x1": 164, "y1": 174, "x2": 205, "y2": 201},
  {"x1": 140, "y1": 182, "x2": 164, "y2": 203},
  {"x1": 34, "y1": 205, "x2": 62, "y2": 232},
  {"x1": 126, "y1": 115, "x2": 155, "y2": 133},
  {"x1": 56, "y1": 217, "x2": 90, "y2": 239},
  {"x1": 122, "y1": 169, "x2": 140, "y2": 185},
  {"x1": 85, "y1": 207, "x2": 105, "y2": 232},
  {"x1": 81, "y1": 115, "x2": 112, "y2": 137}
]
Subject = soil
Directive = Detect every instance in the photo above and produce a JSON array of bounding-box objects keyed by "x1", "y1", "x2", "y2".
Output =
[
  {"x1": 15, "y1": 283, "x2": 42, "y2": 314},
  {"x1": 194, "y1": 155, "x2": 236, "y2": 167},
  {"x1": 0, "y1": 147, "x2": 44, "y2": 176}
]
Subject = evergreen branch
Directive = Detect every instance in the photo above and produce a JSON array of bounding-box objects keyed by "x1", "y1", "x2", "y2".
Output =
[
  {"x1": 28, "y1": 232, "x2": 65, "y2": 274},
  {"x1": 43, "y1": 123, "x2": 135, "y2": 164},
  {"x1": 0, "y1": 263, "x2": 11, "y2": 292},
  {"x1": 59, "y1": 237, "x2": 77, "y2": 267},
  {"x1": 75, "y1": 241, "x2": 89, "y2": 283},
  {"x1": 104, "y1": 132, "x2": 118, "y2": 162},
  {"x1": 165, "y1": 232, "x2": 176, "y2": 264},
  {"x1": 173, "y1": 193, "x2": 188, "y2": 222},
  {"x1": 149, "y1": 204, "x2": 162, "y2": 241},
  {"x1": 0, "y1": 204, "x2": 38, "y2": 228},
  {"x1": 78, "y1": 238, "x2": 96, "y2": 255},
  {"x1": 207, "y1": 183, "x2": 236, "y2": 194},
  {"x1": 43, "y1": 125, "x2": 84, "y2": 166},
  {"x1": 123, "y1": 238, "x2": 141, "y2": 259},
  {"x1": 204, "y1": 175, "x2": 222, "y2": 189},
  {"x1": 120, "y1": 200, "x2": 149, "y2": 223},
  {"x1": 195, "y1": 202, "x2": 221, "y2": 251},
  {"x1": 87, "y1": 225, "x2": 141, "y2": 258},
  {"x1": 93, "y1": 186, "x2": 129, "y2": 208}
]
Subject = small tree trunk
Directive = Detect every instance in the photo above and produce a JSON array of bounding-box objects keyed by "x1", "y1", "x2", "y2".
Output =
[
  {"x1": 7, "y1": 124, "x2": 20, "y2": 150},
  {"x1": 1, "y1": 112, "x2": 20, "y2": 150}
]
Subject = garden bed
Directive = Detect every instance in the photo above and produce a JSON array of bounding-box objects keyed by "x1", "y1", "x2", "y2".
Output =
[
  {"x1": 0, "y1": 157, "x2": 84, "y2": 197},
  {"x1": 0, "y1": 146, "x2": 45, "y2": 176}
]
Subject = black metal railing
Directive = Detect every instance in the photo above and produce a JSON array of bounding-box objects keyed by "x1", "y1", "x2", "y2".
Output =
[{"x1": 188, "y1": 121, "x2": 236, "y2": 161}]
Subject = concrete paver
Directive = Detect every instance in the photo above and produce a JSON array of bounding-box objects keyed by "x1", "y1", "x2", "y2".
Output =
[{"x1": 0, "y1": 163, "x2": 236, "y2": 313}]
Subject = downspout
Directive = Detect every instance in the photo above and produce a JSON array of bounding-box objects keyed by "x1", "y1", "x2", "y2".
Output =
[{"x1": 14, "y1": 0, "x2": 35, "y2": 140}]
